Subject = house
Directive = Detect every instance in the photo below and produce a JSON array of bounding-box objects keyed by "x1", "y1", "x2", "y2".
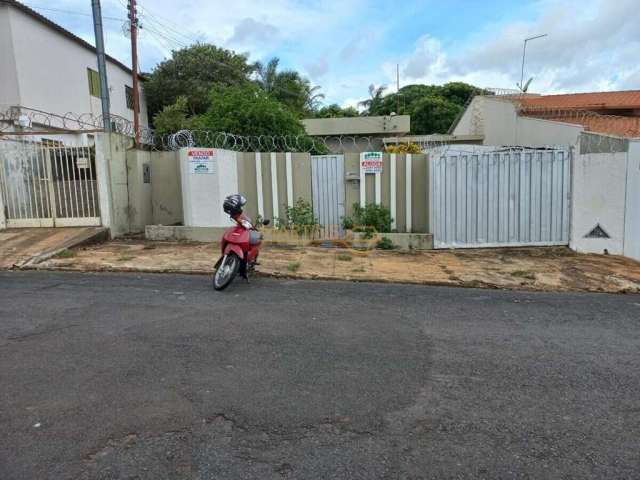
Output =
[
  {"x1": 0, "y1": 0, "x2": 148, "y2": 140},
  {"x1": 450, "y1": 90, "x2": 640, "y2": 147},
  {"x1": 302, "y1": 115, "x2": 410, "y2": 153}
]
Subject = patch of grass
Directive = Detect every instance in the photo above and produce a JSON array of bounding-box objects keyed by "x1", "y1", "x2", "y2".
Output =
[
  {"x1": 337, "y1": 253, "x2": 352, "y2": 262},
  {"x1": 55, "y1": 249, "x2": 76, "y2": 259},
  {"x1": 287, "y1": 261, "x2": 301, "y2": 272},
  {"x1": 351, "y1": 267, "x2": 366, "y2": 273},
  {"x1": 117, "y1": 255, "x2": 135, "y2": 262},
  {"x1": 511, "y1": 270, "x2": 536, "y2": 281}
]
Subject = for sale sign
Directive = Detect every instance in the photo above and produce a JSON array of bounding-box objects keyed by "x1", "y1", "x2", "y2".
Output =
[
  {"x1": 360, "y1": 151, "x2": 383, "y2": 174},
  {"x1": 188, "y1": 149, "x2": 217, "y2": 174}
]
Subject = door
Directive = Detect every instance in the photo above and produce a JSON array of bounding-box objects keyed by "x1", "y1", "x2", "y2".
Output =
[
  {"x1": 311, "y1": 155, "x2": 345, "y2": 238},
  {"x1": 429, "y1": 146, "x2": 572, "y2": 248}
]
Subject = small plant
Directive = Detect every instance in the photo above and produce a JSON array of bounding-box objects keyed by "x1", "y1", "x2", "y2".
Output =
[
  {"x1": 384, "y1": 143, "x2": 422, "y2": 154},
  {"x1": 337, "y1": 253, "x2": 352, "y2": 262},
  {"x1": 55, "y1": 249, "x2": 76, "y2": 259},
  {"x1": 283, "y1": 198, "x2": 318, "y2": 235},
  {"x1": 351, "y1": 267, "x2": 366, "y2": 273},
  {"x1": 341, "y1": 215, "x2": 354, "y2": 230},
  {"x1": 376, "y1": 237, "x2": 396, "y2": 250},
  {"x1": 351, "y1": 203, "x2": 392, "y2": 233},
  {"x1": 287, "y1": 261, "x2": 301, "y2": 272},
  {"x1": 117, "y1": 255, "x2": 135, "y2": 262}
]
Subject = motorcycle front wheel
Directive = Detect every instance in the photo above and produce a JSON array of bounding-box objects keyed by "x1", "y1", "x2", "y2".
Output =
[{"x1": 213, "y1": 253, "x2": 240, "y2": 291}]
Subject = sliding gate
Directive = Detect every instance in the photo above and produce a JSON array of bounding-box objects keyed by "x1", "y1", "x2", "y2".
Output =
[
  {"x1": 0, "y1": 137, "x2": 100, "y2": 227},
  {"x1": 429, "y1": 146, "x2": 572, "y2": 248}
]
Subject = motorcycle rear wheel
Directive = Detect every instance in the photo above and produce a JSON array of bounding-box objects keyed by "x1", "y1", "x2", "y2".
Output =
[{"x1": 213, "y1": 253, "x2": 240, "y2": 291}]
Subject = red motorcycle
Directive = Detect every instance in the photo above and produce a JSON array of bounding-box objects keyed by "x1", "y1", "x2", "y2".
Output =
[{"x1": 213, "y1": 194, "x2": 269, "y2": 291}]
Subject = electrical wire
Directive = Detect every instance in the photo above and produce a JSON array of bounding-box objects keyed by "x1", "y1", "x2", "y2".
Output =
[{"x1": 23, "y1": 4, "x2": 125, "y2": 22}]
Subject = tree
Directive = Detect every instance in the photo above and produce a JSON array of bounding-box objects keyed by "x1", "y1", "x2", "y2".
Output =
[
  {"x1": 144, "y1": 44, "x2": 254, "y2": 121},
  {"x1": 152, "y1": 96, "x2": 198, "y2": 136},
  {"x1": 410, "y1": 96, "x2": 462, "y2": 135},
  {"x1": 358, "y1": 84, "x2": 387, "y2": 114},
  {"x1": 197, "y1": 84, "x2": 305, "y2": 136},
  {"x1": 439, "y1": 82, "x2": 487, "y2": 107},
  {"x1": 254, "y1": 57, "x2": 324, "y2": 116},
  {"x1": 314, "y1": 104, "x2": 360, "y2": 118}
]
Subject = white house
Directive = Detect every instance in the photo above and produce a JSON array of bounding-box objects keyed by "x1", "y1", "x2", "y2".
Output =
[{"x1": 0, "y1": 0, "x2": 148, "y2": 138}]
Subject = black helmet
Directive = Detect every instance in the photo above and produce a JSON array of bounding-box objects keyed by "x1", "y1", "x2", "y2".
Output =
[{"x1": 223, "y1": 194, "x2": 247, "y2": 216}]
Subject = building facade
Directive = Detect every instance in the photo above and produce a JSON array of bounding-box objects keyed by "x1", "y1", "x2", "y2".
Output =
[{"x1": 0, "y1": 0, "x2": 148, "y2": 137}]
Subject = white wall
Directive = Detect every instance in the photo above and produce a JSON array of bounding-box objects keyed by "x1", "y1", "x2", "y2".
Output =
[
  {"x1": 180, "y1": 148, "x2": 239, "y2": 227},
  {"x1": 0, "y1": 5, "x2": 20, "y2": 107},
  {"x1": 624, "y1": 141, "x2": 640, "y2": 261},
  {"x1": 2, "y1": 6, "x2": 148, "y2": 127},
  {"x1": 570, "y1": 151, "x2": 628, "y2": 255},
  {"x1": 453, "y1": 96, "x2": 583, "y2": 148}
]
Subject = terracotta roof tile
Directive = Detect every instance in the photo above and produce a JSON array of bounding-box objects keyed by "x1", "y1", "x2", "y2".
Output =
[
  {"x1": 522, "y1": 112, "x2": 640, "y2": 138},
  {"x1": 518, "y1": 91, "x2": 640, "y2": 110}
]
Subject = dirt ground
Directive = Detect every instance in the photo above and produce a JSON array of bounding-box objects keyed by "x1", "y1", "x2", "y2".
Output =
[{"x1": 33, "y1": 240, "x2": 640, "y2": 294}]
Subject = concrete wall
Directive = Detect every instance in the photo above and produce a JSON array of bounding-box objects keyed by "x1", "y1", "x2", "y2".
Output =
[
  {"x1": 453, "y1": 96, "x2": 583, "y2": 147},
  {"x1": 179, "y1": 148, "x2": 238, "y2": 227},
  {"x1": 95, "y1": 133, "x2": 133, "y2": 237},
  {"x1": 303, "y1": 115, "x2": 410, "y2": 136},
  {"x1": 126, "y1": 149, "x2": 152, "y2": 233},
  {"x1": 624, "y1": 141, "x2": 640, "y2": 261},
  {"x1": 570, "y1": 151, "x2": 629, "y2": 255},
  {"x1": 1, "y1": 5, "x2": 148, "y2": 126},
  {"x1": 0, "y1": 5, "x2": 19, "y2": 107},
  {"x1": 150, "y1": 151, "x2": 182, "y2": 225}
]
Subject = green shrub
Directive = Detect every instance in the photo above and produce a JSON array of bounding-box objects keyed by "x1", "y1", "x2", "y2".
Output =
[
  {"x1": 283, "y1": 198, "x2": 318, "y2": 235},
  {"x1": 337, "y1": 253, "x2": 352, "y2": 261},
  {"x1": 351, "y1": 203, "x2": 392, "y2": 233},
  {"x1": 341, "y1": 215, "x2": 354, "y2": 230},
  {"x1": 376, "y1": 237, "x2": 396, "y2": 250}
]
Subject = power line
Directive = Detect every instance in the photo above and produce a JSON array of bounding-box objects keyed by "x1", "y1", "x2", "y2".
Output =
[{"x1": 24, "y1": 4, "x2": 125, "y2": 22}]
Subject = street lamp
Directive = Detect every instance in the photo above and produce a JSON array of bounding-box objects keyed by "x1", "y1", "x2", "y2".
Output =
[{"x1": 519, "y1": 34, "x2": 548, "y2": 92}]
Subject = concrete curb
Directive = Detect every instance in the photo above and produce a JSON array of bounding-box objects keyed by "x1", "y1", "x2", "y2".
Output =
[{"x1": 21, "y1": 263, "x2": 637, "y2": 294}]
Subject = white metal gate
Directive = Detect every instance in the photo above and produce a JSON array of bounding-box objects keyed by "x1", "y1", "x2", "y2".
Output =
[
  {"x1": 429, "y1": 146, "x2": 571, "y2": 249},
  {"x1": 0, "y1": 137, "x2": 100, "y2": 227},
  {"x1": 311, "y1": 155, "x2": 345, "y2": 238}
]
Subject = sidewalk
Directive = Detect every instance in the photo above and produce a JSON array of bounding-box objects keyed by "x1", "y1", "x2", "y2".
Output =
[{"x1": 32, "y1": 239, "x2": 640, "y2": 294}]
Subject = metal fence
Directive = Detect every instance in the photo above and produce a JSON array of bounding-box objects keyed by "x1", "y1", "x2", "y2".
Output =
[
  {"x1": 0, "y1": 136, "x2": 100, "y2": 227},
  {"x1": 429, "y1": 146, "x2": 572, "y2": 249}
]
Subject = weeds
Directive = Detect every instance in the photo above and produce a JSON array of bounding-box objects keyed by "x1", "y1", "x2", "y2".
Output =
[
  {"x1": 287, "y1": 261, "x2": 301, "y2": 272},
  {"x1": 55, "y1": 249, "x2": 76, "y2": 259},
  {"x1": 337, "y1": 253, "x2": 352, "y2": 262}
]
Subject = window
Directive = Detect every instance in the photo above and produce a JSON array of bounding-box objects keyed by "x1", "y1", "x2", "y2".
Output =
[
  {"x1": 125, "y1": 85, "x2": 134, "y2": 110},
  {"x1": 87, "y1": 68, "x2": 101, "y2": 98}
]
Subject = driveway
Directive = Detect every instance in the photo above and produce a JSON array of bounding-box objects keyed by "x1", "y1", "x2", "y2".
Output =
[{"x1": 1, "y1": 272, "x2": 639, "y2": 479}]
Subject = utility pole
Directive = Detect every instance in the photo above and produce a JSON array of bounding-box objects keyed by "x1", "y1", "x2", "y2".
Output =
[
  {"x1": 128, "y1": 0, "x2": 141, "y2": 145},
  {"x1": 91, "y1": 0, "x2": 111, "y2": 132},
  {"x1": 396, "y1": 63, "x2": 400, "y2": 114}
]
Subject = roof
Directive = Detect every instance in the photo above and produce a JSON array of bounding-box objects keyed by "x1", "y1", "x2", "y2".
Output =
[
  {"x1": 0, "y1": 0, "x2": 140, "y2": 78},
  {"x1": 517, "y1": 90, "x2": 640, "y2": 111},
  {"x1": 523, "y1": 112, "x2": 640, "y2": 138}
]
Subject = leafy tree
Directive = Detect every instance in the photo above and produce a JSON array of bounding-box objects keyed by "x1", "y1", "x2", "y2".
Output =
[
  {"x1": 197, "y1": 84, "x2": 305, "y2": 136},
  {"x1": 254, "y1": 57, "x2": 324, "y2": 116},
  {"x1": 144, "y1": 44, "x2": 254, "y2": 121},
  {"x1": 314, "y1": 104, "x2": 359, "y2": 118},
  {"x1": 152, "y1": 96, "x2": 198, "y2": 136},
  {"x1": 410, "y1": 96, "x2": 462, "y2": 135},
  {"x1": 358, "y1": 84, "x2": 387, "y2": 114},
  {"x1": 439, "y1": 82, "x2": 488, "y2": 107}
]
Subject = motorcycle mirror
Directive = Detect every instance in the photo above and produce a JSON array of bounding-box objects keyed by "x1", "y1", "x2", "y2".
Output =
[{"x1": 263, "y1": 219, "x2": 271, "y2": 226}]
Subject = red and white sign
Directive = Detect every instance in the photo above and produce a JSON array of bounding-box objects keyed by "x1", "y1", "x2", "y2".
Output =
[
  {"x1": 188, "y1": 149, "x2": 216, "y2": 174},
  {"x1": 360, "y1": 151, "x2": 383, "y2": 173}
]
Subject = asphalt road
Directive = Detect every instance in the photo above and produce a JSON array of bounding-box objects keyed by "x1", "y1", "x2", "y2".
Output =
[{"x1": 1, "y1": 271, "x2": 639, "y2": 480}]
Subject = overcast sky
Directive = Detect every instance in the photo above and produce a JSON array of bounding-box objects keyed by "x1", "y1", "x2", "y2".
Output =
[{"x1": 26, "y1": 0, "x2": 640, "y2": 108}]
